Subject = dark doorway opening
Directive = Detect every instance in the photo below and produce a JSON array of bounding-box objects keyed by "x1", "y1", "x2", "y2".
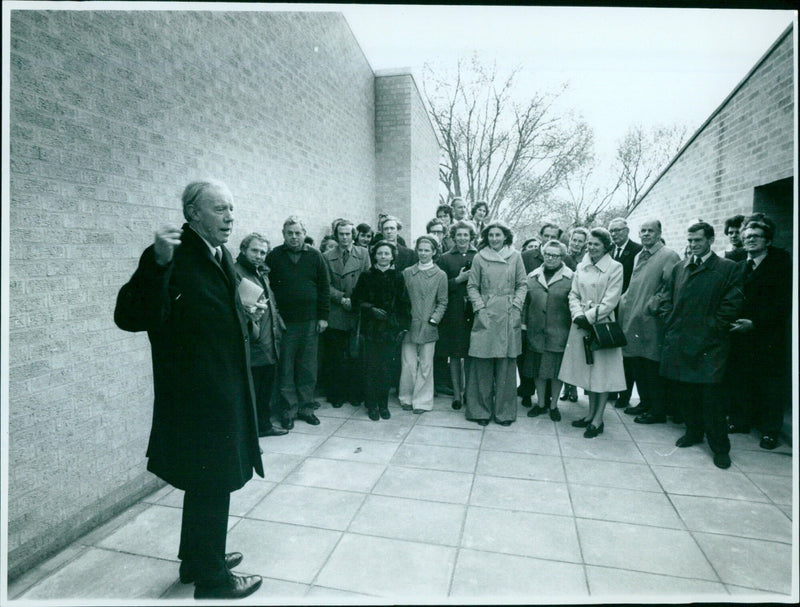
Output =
[{"x1": 753, "y1": 176, "x2": 794, "y2": 254}]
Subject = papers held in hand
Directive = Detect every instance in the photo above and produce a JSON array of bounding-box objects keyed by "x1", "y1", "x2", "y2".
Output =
[{"x1": 238, "y1": 277, "x2": 265, "y2": 308}]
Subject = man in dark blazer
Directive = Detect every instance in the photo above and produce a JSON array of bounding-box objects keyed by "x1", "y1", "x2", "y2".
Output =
[
  {"x1": 608, "y1": 217, "x2": 643, "y2": 410},
  {"x1": 115, "y1": 180, "x2": 263, "y2": 599},
  {"x1": 657, "y1": 221, "x2": 743, "y2": 469},
  {"x1": 726, "y1": 219, "x2": 792, "y2": 449},
  {"x1": 323, "y1": 220, "x2": 371, "y2": 406}
]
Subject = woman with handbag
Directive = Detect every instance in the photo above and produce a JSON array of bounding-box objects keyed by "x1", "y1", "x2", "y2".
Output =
[
  {"x1": 558, "y1": 227, "x2": 627, "y2": 438},
  {"x1": 435, "y1": 220, "x2": 478, "y2": 410},
  {"x1": 351, "y1": 242, "x2": 412, "y2": 421},
  {"x1": 399, "y1": 235, "x2": 448, "y2": 414}
]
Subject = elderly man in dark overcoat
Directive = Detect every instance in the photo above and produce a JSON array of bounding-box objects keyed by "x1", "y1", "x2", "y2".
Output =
[
  {"x1": 114, "y1": 179, "x2": 263, "y2": 600},
  {"x1": 656, "y1": 221, "x2": 743, "y2": 470}
]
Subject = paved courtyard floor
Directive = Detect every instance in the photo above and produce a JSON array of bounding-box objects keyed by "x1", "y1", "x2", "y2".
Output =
[{"x1": 8, "y1": 392, "x2": 797, "y2": 604}]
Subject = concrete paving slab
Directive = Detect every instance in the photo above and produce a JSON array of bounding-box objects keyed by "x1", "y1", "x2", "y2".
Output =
[
  {"x1": 414, "y1": 409, "x2": 482, "y2": 429},
  {"x1": 476, "y1": 450, "x2": 565, "y2": 482},
  {"x1": 247, "y1": 484, "x2": 366, "y2": 530},
  {"x1": 96, "y1": 504, "x2": 183, "y2": 560},
  {"x1": 390, "y1": 442, "x2": 478, "y2": 473},
  {"x1": 257, "y1": 451, "x2": 305, "y2": 482},
  {"x1": 469, "y1": 474, "x2": 572, "y2": 516},
  {"x1": 260, "y1": 431, "x2": 327, "y2": 456},
  {"x1": 372, "y1": 466, "x2": 473, "y2": 504},
  {"x1": 333, "y1": 418, "x2": 415, "y2": 442},
  {"x1": 314, "y1": 534, "x2": 456, "y2": 598},
  {"x1": 638, "y1": 441, "x2": 719, "y2": 469},
  {"x1": 230, "y1": 479, "x2": 277, "y2": 517},
  {"x1": 224, "y1": 518, "x2": 341, "y2": 584},
  {"x1": 732, "y1": 449, "x2": 794, "y2": 476},
  {"x1": 563, "y1": 458, "x2": 662, "y2": 492},
  {"x1": 284, "y1": 457, "x2": 386, "y2": 493},
  {"x1": 626, "y1": 421, "x2": 686, "y2": 444},
  {"x1": 404, "y1": 424, "x2": 483, "y2": 449},
  {"x1": 313, "y1": 435, "x2": 400, "y2": 464},
  {"x1": 569, "y1": 484, "x2": 683, "y2": 529},
  {"x1": 745, "y1": 472, "x2": 793, "y2": 505},
  {"x1": 489, "y1": 412, "x2": 560, "y2": 436},
  {"x1": 577, "y1": 518, "x2": 718, "y2": 580},
  {"x1": 288, "y1": 416, "x2": 347, "y2": 437},
  {"x1": 559, "y1": 436, "x2": 646, "y2": 463},
  {"x1": 693, "y1": 531, "x2": 793, "y2": 594},
  {"x1": 462, "y1": 506, "x2": 582, "y2": 562},
  {"x1": 670, "y1": 494, "x2": 792, "y2": 543},
  {"x1": 481, "y1": 428, "x2": 561, "y2": 456},
  {"x1": 584, "y1": 565, "x2": 727, "y2": 599},
  {"x1": 348, "y1": 494, "x2": 466, "y2": 546},
  {"x1": 19, "y1": 547, "x2": 176, "y2": 600},
  {"x1": 450, "y1": 548, "x2": 588, "y2": 600},
  {"x1": 651, "y1": 464, "x2": 768, "y2": 501}
]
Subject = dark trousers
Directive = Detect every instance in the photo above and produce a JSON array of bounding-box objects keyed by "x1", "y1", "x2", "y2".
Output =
[
  {"x1": 278, "y1": 320, "x2": 318, "y2": 417},
  {"x1": 179, "y1": 491, "x2": 231, "y2": 585},
  {"x1": 626, "y1": 357, "x2": 665, "y2": 416},
  {"x1": 251, "y1": 364, "x2": 276, "y2": 432},
  {"x1": 364, "y1": 338, "x2": 395, "y2": 411},
  {"x1": 517, "y1": 330, "x2": 535, "y2": 398},
  {"x1": 727, "y1": 353, "x2": 789, "y2": 437},
  {"x1": 433, "y1": 356, "x2": 453, "y2": 391},
  {"x1": 618, "y1": 356, "x2": 637, "y2": 406},
  {"x1": 675, "y1": 381, "x2": 730, "y2": 455},
  {"x1": 323, "y1": 328, "x2": 363, "y2": 404}
]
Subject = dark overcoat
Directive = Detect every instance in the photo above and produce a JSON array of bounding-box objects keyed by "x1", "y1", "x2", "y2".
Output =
[
  {"x1": 114, "y1": 225, "x2": 264, "y2": 493},
  {"x1": 350, "y1": 266, "x2": 411, "y2": 341},
  {"x1": 435, "y1": 247, "x2": 477, "y2": 358},
  {"x1": 615, "y1": 239, "x2": 643, "y2": 293},
  {"x1": 657, "y1": 252, "x2": 743, "y2": 384},
  {"x1": 730, "y1": 247, "x2": 792, "y2": 377}
]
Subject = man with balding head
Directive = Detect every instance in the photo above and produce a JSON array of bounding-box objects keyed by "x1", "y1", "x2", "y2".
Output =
[
  {"x1": 115, "y1": 179, "x2": 263, "y2": 599},
  {"x1": 617, "y1": 220, "x2": 681, "y2": 423}
]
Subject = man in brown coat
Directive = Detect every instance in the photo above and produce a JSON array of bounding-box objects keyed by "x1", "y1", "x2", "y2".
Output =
[{"x1": 657, "y1": 221, "x2": 743, "y2": 469}]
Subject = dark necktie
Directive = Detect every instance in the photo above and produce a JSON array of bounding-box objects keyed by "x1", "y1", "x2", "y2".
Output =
[
  {"x1": 744, "y1": 258, "x2": 756, "y2": 277},
  {"x1": 215, "y1": 248, "x2": 222, "y2": 265},
  {"x1": 342, "y1": 248, "x2": 349, "y2": 266},
  {"x1": 614, "y1": 247, "x2": 622, "y2": 260}
]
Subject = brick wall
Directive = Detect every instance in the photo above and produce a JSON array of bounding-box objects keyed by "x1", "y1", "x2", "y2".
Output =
[
  {"x1": 627, "y1": 26, "x2": 794, "y2": 254},
  {"x1": 7, "y1": 9, "x2": 384, "y2": 578},
  {"x1": 375, "y1": 70, "x2": 440, "y2": 243}
]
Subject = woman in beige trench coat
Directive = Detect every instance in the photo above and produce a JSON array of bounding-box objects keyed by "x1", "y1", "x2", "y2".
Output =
[{"x1": 465, "y1": 221, "x2": 527, "y2": 426}]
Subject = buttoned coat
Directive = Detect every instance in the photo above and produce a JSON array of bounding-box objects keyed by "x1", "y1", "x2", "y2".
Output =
[
  {"x1": 618, "y1": 242, "x2": 681, "y2": 362},
  {"x1": 324, "y1": 244, "x2": 371, "y2": 331},
  {"x1": 114, "y1": 226, "x2": 264, "y2": 493},
  {"x1": 403, "y1": 264, "x2": 448, "y2": 344},
  {"x1": 557, "y1": 253, "x2": 627, "y2": 393},
  {"x1": 657, "y1": 252, "x2": 743, "y2": 384},
  {"x1": 435, "y1": 246, "x2": 477, "y2": 357},
  {"x1": 467, "y1": 246, "x2": 527, "y2": 359},
  {"x1": 524, "y1": 264, "x2": 574, "y2": 354}
]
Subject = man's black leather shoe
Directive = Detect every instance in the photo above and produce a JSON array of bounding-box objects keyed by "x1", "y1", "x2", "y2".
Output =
[
  {"x1": 280, "y1": 414, "x2": 294, "y2": 430},
  {"x1": 675, "y1": 434, "x2": 703, "y2": 448},
  {"x1": 713, "y1": 453, "x2": 731, "y2": 469},
  {"x1": 760, "y1": 435, "x2": 779, "y2": 450},
  {"x1": 297, "y1": 412, "x2": 321, "y2": 425},
  {"x1": 194, "y1": 573, "x2": 262, "y2": 599},
  {"x1": 180, "y1": 552, "x2": 244, "y2": 584},
  {"x1": 634, "y1": 412, "x2": 666, "y2": 424},
  {"x1": 259, "y1": 426, "x2": 289, "y2": 437},
  {"x1": 624, "y1": 404, "x2": 648, "y2": 415}
]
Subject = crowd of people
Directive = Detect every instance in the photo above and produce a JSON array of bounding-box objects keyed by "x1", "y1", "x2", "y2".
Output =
[{"x1": 115, "y1": 181, "x2": 792, "y2": 599}]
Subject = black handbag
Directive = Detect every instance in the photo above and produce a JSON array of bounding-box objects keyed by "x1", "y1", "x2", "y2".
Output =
[{"x1": 589, "y1": 321, "x2": 627, "y2": 350}]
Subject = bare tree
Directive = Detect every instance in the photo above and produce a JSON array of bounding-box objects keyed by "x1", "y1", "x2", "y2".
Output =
[
  {"x1": 616, "y1": 123, "x2": 690, "y2": 210},
  {"x1": 423, "y1": 57, "x2": 592, "y2": 223}
]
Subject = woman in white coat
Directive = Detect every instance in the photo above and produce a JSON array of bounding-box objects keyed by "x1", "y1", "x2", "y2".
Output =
[{"x1": 558, "y1": 228, "x2": 627, "y2": 438}]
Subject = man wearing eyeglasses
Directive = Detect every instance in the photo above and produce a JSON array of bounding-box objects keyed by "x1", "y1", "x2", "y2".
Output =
[{"x1": 726, "y1": 218, "x2": 792, "y2": 450}]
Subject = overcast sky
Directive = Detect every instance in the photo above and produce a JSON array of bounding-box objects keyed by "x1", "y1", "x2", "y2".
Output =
[{"x1": 340, "y1": 5, "x2": 794, "y2": 162}]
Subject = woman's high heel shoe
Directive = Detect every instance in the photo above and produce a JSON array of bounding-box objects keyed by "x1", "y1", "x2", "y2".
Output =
[
  {"x1": 571, "y1": 418, "x2": 591, "y2": 428},
  {"x1": 583, "y1": 422, "x2": 604, "y2": 438}
]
